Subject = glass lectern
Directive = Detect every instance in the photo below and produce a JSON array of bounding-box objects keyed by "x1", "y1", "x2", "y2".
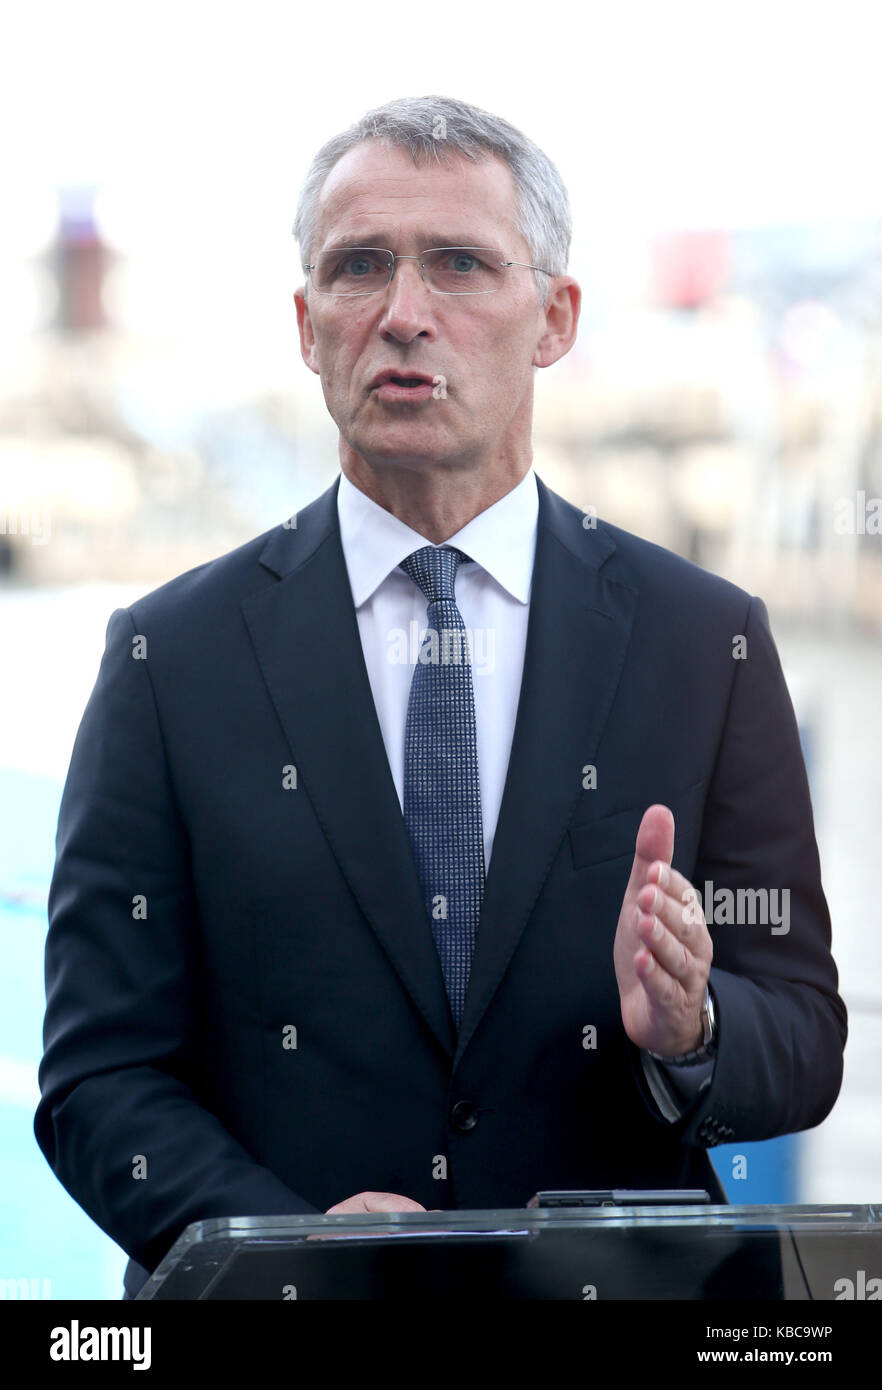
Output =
[{"x1": 135, "y1": 1204, "x2": 882, "y2": 1300}]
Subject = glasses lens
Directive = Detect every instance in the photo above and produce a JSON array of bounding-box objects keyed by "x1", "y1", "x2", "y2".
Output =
[
  {"x1": 313, "y1": 248, "x2": 393, "y2": 295},
  {"x1": 424, "y1": 248, "x2": 504, "y2": 294}
]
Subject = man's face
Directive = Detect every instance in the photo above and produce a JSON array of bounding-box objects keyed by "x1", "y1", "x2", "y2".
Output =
[{"x1": 294, "y1": 140, "x2": 575, "y2": 477}]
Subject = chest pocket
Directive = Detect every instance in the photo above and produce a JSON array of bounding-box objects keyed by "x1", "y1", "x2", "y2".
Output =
[{"x1": 568, "y1": 779, "x2": 707, "y2": 871}]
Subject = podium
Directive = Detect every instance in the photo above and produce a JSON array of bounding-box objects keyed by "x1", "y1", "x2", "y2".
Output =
[{"x1": 135, "y1": 1204, "x2": 882, "y2": 1300}]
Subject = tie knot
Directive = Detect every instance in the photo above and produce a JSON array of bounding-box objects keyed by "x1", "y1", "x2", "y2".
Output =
[{"x1": 399, "y1": 545, "x2": 468, "y2": 605}]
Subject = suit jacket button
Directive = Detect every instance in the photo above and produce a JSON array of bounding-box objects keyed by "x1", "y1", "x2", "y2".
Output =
[{"x1": 450, "y1": 1101, "x2": 479, "y2": 1132}]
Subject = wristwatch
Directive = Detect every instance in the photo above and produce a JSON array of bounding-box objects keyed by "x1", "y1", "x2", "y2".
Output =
[{"x1": 647, "y1": 984, "x2": 716, "y2": 1065}]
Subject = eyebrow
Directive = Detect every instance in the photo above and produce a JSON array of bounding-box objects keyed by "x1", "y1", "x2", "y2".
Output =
[{"x1": 322, "y1": 232, "x2": 503, "y2": 251}]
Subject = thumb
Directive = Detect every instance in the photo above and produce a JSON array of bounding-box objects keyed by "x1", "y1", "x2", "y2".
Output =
[{"x1": 629, "y1": 804, "x2": 675, "y2": 887}]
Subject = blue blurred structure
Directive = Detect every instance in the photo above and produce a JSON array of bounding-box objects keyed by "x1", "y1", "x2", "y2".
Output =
[
  {"x1": 0, "y1": 765, "x2": 127, "y2": 1299},
  {"x1": 711, "y1": 1136, "x2": 801, "y2": 1205},
  {"x1": 709, "y1": 705, "x2": 819, "y2": 1206}
]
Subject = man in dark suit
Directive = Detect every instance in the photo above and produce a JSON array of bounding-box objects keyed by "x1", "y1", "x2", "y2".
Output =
[{"x1": 35, "y1": 97, "x2": 846, "y2": 1300}]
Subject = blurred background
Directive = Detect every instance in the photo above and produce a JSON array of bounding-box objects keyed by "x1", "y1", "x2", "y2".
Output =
[{"x1": 1, "y1": 0, "x2": 880, "y2": 1297}]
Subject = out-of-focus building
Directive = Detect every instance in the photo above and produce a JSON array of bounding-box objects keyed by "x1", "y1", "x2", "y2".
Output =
[
  {"x1": 2, "y1": 188, "x2": 881, "y2": 631},
  {"x1": 0, "y1": 186, "x2": 325, "y2": 585},
  {"x1": 534, "y1": 222, "x2": 882, "y2": 631}
]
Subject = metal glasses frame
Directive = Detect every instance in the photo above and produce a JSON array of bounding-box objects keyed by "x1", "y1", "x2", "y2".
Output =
[{"x1": 304, "y1": 246, "x2": 554, "y2": 296}]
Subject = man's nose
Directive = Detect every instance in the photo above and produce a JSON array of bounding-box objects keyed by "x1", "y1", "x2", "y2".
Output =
[
  {"x1": 378, "y1": 257, "x2": 434, "y2": 334},
  {"x1": 390, "y1": 255, "x2": 426, "y2": 289}
]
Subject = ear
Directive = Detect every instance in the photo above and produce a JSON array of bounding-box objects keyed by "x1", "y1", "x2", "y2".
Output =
[
  {"x1": 533, "y1": 277, "x2": 581, "y2": 370},
  {"x1": 294, "y1": 287, "x2": 321, "y2": 375}
]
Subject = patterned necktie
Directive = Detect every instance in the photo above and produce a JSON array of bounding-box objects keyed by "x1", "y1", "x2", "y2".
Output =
[{"x1": 399, "y1": 545, "x2": 486, "y2": 1031}]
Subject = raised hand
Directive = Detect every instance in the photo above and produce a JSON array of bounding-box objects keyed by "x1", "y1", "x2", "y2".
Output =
[{"x1": 613, "y1": 804, "x2": 712, "y2": 1057}]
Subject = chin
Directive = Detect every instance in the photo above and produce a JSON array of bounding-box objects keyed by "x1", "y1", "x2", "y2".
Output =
[{"x1": 355, "y1": 431, "x2": 456, "y2": 467}]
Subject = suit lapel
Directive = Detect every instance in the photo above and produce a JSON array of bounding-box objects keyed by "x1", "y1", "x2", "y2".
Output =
[
  {"x1": 242, "y1": 479, "x2": 457, "y2": 1059},
  {"x1": 242, "y1": 473, "x2": 638, "y2": 1069},
  {"x1": 453, "y1": 477, "x2": 638, "y2": 1065}
]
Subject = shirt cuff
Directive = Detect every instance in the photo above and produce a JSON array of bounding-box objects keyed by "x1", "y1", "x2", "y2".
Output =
[{"x1": 640, "y1": 1049, "x2": 716, "y2": 1123}]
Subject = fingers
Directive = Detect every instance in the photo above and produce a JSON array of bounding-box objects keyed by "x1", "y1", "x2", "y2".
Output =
[
  {"x1": 632, "y1": 941, "x2": 684, "y2": 1011},
  {"x1": 648, "y1": 860, "x2": 702, "y2": 926},
  {"x1": 633, "y1": 918, "x2": 699, "y2": 994},
  {"x1": 325, "y1": 1191, "x2": 427, "y2": 1214},
  {"x1": 643, "y1": 863, "x2": 709, "y2": 945},
  {"x1": 367, "y1": 1192, "x2": 427, "y2": 1212},
  {"x1": 633, "y1": 862, "x2": 711, "y2": 992},
  {"x1": 618, "y1": 822, "x2": 712, "y2": 1053}
]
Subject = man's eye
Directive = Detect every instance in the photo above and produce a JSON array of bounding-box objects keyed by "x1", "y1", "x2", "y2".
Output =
[
  {"x1": 446, "y1": 252, "x2": 480, "y2": 273},
  {"x1": 325, "y1": 251, "x2": 387, "y2": 279}
]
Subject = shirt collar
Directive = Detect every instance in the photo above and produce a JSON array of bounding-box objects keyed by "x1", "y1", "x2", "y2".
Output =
[{"x1": 337, "y1": 467, "x2": 538, "y2": 608}]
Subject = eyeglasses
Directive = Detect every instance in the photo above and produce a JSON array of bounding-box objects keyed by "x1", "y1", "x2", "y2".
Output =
[{"x1": 305, "y1": 246, "x2": 553, "y2": 297}]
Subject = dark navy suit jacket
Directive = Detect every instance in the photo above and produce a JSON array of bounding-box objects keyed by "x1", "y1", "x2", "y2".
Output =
[{"x1": 34, "y1": 474, "x2": 847, "y2": 1299}]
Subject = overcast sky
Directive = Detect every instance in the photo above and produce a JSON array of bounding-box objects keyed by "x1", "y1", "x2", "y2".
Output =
[
  {"x1": 6, "y1": 0, "x2": 882, "y2": 239},
  {"x1": 3, "y1": 1, "x2": 882, "y2": 389}
]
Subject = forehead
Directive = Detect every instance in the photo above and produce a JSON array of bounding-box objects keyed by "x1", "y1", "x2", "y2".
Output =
[{"x1": 314, "y1": 140, "x2": 523, "y2": 250}]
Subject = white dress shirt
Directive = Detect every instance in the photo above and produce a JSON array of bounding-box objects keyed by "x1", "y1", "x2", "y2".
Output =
[{"x1": 336, "y1": 467, "x2": 714, "y2": 1122}]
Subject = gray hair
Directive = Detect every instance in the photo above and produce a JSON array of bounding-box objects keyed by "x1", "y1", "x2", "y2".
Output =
[{"x1": 292, "y1": 95, "x2": 571, "y2": 305}]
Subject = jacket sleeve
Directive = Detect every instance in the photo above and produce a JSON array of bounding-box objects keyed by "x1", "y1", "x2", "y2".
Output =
[
  {"x1": 639, "y1": 1049, "x2": 716, "y2": 1122},
  {"x1": 34, "y1": 607, "x2": 319, "y2": 1276},
  {"x1": 660, "y1": 594, "x2": 847, "y2": 1149}
]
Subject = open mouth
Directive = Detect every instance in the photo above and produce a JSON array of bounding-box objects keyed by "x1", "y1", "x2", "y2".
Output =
[{"x1": 372, "y1": 374, "x2": 437, "y2": 401}]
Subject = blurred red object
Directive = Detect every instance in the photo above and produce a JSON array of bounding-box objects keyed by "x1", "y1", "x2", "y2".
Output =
[{"x1": 653, "y1": 229, "x2": 730, "y2": 309}]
